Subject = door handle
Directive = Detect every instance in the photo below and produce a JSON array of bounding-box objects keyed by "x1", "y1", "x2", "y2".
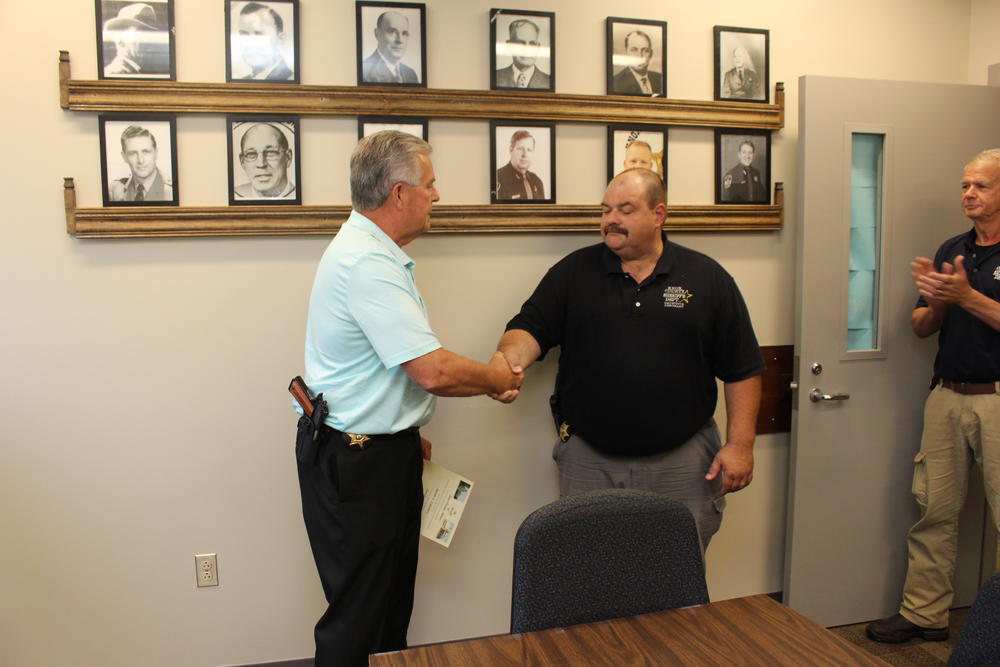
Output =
[{"x1": 809, "y1": 388, "x2": 850, "y2": 403}]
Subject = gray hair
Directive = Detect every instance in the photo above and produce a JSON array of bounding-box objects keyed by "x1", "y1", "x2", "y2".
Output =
[
  {"x1": 350, "y1": 130, "x2": 432, "y2": 211},
  {"x1": 968, "y1": 149, "x2": 1000, "y2": 169}
]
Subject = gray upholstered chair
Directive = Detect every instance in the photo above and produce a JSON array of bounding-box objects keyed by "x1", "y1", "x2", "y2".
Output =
[
  {"x1": 510, "y1": 488, "x2": 709, "y2": 634},
  {"x1": 947, "y1": 572, "x2": 1000, "y2": 666}
]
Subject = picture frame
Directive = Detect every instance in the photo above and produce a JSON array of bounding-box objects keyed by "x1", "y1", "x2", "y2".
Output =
[
  {"x1": 227, "y1": 115, "x2": 301, "y2": 205},
  {"x1": 225, "y1": 0, "x2": 299, "y2": 83},
  {"x1": 99, "y1": 114, "x2": 179, "y2": 207},
  {"x1": 606, "y1": 17, "x2": 666, "y2": 98},
  {"x1": 713, "y1": 25, "x2": 769, "y2": 103},
  {"x1": 490, "y1": 9, "x2": 555, "y2": 92},
  {"x1": 358, "y1": 116, "x2": 428, "y2": 140},
  {"x1": 491, "y1": 120, "x2": 555, "y2": 204},
  {"x1": 715, "y1": 129, "x2": 771, "y2": 204},
  {"x1": 356, "y1": 1, "x2": 427, "y2": 87},
  {"x1": 607, "y1": 124, "x2": 667, "y2": 184},
  {"x1": 96, "y1": 0, "x2": 176, "y2": 80}
]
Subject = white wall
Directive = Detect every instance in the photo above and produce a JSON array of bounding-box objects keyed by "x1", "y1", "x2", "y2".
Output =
[{"x1": 0, "y1": 1, "x2": 995, "y2": 665}]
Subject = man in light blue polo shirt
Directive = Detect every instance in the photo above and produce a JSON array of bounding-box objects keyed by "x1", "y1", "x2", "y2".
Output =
[{"x1": 296, "y1": 130, "x2": 522, "y2": 666}]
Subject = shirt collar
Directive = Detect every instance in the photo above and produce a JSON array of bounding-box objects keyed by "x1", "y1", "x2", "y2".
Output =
[
  {"x1": 377, "y1": 51, "x2": 401, "y2": 77},
  {"x1": 601, "y1": 232, "x2": 673, "y2": 277},
  {"x1": 252, "y1": 57, "x2": 283, "y2": 80},
  {"x1": 347, "y1": 210, "x2": 415, "y2": 268},
  {"x1": 512, "y1": 64, "x2": 536, "y2": 79}
]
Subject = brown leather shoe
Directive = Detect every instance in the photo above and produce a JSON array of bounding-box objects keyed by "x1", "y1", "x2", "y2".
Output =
[{"x1": 866, "y1": 613, "x2": 949, "y2": 643}]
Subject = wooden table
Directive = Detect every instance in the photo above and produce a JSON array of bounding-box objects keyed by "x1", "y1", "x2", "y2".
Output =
[{"x1": 369, "y1": 594, "x2": 888, "y2": 666}]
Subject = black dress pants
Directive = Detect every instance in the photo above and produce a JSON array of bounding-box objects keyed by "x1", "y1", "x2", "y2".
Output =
[{"x1": 297, "y1": 426, "x2": 423, "y2": 666}]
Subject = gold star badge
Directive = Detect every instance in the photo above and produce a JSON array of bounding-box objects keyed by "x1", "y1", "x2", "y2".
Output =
[
  {"x1": 346, "y1": 433, "x2": 371, "y2": 449},
  {"x1": 559, "y1": 422, "x2": 571, "y2": 442}
]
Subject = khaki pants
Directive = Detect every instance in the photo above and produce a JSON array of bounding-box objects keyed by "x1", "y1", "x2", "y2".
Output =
[{"x1": 900, "y1": 385, "x2": 1000, "y2": 627}]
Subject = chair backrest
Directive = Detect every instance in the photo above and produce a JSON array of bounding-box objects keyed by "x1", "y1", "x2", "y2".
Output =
[
  {"x1": 947, "y1": 572, "x2": 1000, "y2": 666},
  {"x1": 510, "y1": 488, "x2": 708, "y2": 634}
]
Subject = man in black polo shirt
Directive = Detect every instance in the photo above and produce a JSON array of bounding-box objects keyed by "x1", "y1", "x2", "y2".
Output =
[
  {"x1": 495, "y1": 168, "x2": 764, "y2": 548},
  {"x1": 868, "y1": 149, "x2": 1000, "y2": 643}
]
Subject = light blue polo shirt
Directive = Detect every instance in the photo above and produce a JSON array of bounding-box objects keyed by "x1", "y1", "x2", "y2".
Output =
[{"x1": 301, "y1": 211, "x2": 442, "y2": 434}]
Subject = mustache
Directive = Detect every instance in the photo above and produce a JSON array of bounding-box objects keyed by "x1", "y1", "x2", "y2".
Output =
[{"x1": 603, "y1": 223, "x2": 628, "y2": 236}]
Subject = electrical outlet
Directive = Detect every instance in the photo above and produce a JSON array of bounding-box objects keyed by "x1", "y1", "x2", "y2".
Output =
[{"x1": 195, "y1": 553, "x2": 218, "y2": 588}]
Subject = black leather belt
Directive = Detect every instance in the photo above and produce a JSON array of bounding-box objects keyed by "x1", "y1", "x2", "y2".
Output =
[
  {"x1": 330, "y1": 425, "x2": 419, "y2": 449},
  {"x1": 938, "y1": 379, "x2": 998, "y2": 395}
]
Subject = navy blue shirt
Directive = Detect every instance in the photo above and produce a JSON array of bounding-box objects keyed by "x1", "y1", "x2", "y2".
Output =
[
  {"x1": 507, "y1": 236, "x2": 765, "y2": 457},
  {"x1": 916, "y1": 229, "x2": 1000, "y2": 382}
]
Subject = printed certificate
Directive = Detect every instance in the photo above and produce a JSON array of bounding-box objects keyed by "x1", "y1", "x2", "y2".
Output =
[{"x1": 420, "y1": 461, "x2": 474, "y2": 547}]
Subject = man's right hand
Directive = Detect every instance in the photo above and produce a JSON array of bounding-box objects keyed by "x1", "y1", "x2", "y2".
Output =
[
  {"x1": 489, "y1": 351, "x2": 523, "y2": 403},
  {"x1": 912, "y1": 256, "x2": 951, "y2": 311}
]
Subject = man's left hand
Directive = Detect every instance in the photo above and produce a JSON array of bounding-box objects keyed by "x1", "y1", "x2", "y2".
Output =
[
  {"x1": 420, "y1": 436, "x2": 432, "y2": 461},
  {"x1": 705, "y1": 443, "x2": 754, "y2": 494}
]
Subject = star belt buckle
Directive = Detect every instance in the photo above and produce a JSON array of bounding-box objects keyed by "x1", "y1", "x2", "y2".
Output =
[
  {"x1": 345, "y1": 433, "x2": 372, "y2": 449},
  {"x1": 559, "y1": 422, "x2": 572, "y2": 443}
]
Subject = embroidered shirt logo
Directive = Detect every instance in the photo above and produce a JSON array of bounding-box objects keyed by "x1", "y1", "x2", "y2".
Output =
[
  {"x1": 994, "y1": 266, "x2": 1000, "y2": 280},
  {"x1": 663, "y1": 286, "x2": 693, "y2": 308}
]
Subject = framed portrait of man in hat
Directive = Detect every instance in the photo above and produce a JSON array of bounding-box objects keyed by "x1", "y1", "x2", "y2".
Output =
[{"x1": 96, "y1": 0, "x2": 176, "y2": 80}]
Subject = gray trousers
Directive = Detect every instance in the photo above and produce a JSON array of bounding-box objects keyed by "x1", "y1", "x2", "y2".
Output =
[{"x1": 552, "y1": 419, "x2": 726, "y2": 549}]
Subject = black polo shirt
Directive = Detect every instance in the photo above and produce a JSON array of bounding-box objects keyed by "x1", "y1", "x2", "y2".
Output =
[
  {"x1": 506, "y1": 236, "x2": 765, "y2": 457},
  {"x1": 915, "y1": 229, "x2": 1000, "y2": 382}
]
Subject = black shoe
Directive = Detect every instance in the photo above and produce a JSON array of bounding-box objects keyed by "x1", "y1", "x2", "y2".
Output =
[{"x1": 865, "y1": 613, "x2": 949, "y2": 643}]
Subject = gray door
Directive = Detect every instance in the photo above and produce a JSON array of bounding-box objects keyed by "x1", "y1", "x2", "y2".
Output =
[{"x1": 785, "y1": 76, "x2": 1000, "y2": 627}]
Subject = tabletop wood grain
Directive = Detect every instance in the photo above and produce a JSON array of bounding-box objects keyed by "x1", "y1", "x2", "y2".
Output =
[{"x1": 369, "y1": 594, "x2": 889, "y2": 666}]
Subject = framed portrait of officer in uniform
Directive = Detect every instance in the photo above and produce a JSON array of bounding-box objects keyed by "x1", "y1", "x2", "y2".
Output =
[
  {"x1": 227, "y1": 116, "x2": 301, "y2": 205},
  {"x1": 356, "y1": 1, "x2": 427, "y2": 87},
  {"x1": 99, "y1": 114, "x2": 179, "y2": 207},
  {"x1": 96, "y1": 0, "x2": 176, "y2": 80},
  {"x1": 606, "y1": 17, "x2": 666, "y2": 98},
  {"x1": 491, "y1": 120, "x2": 555, "y2": 204},
  {"x1": 607, "y1": 124, "x2": 667, "y2": 184},
  {"x1": 713, "y1": 25, "x2": 769, "y2": 103},
  {"x1": 225, "y1": 0, "x2": 299, "y2": 83},
  {"x1": 358, "y1": 116, "x2": 428, "y2": 140},
  {"x1": 715, "y1": 129, "x2": 770, "y2": 205},
  {"x1": 490, "y1": 9, "x2": 555, "y2": 92}
]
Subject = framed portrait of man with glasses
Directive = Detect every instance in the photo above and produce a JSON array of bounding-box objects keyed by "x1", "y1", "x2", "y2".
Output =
[
  {"x1": 606, "y1": 17, "x2": 666, "y2": 98},
  {"x1": 490, "y1": 9, "x2": 555, "y2": 92},
  {"x1": 227, "y1": 116, "x2": 301, "y2": 205}
]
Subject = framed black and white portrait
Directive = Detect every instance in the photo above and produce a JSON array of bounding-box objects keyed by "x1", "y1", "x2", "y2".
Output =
[
  {"x1": 227, "y1": 116, "x2": 301, "y2": 205},
  {"x1": 606, "y1": 17, "x2": 666, "y2": 98},
  {"x1": 491, "y1": 121, "x2": 555, "y2": 204},
  {"x1": 607, "y1": 125, "x2": 667, "y2": 184},
  {"x1": 714, "y1": 26, "x2": 769, "y2": 103},
  {"x1": 490, "y1": 9, "x2": 555, "y2": 92},
  {"x1": 99, "y1": 114, "x2": 179, "y2": 207},
  {"x1": 358, "y1": 116, "x2": 428, "y2": 140},
  {"x1": 356, "y1": 2, "x2": 426, "y2": 87},
  {"x1": 225, "y1": 0, "x2": 299, "y2": 83},
  {"x1": 715, "y1": 129, "x2": 770, "y2": 204},
  {"x1": 96, "y1": 0, "x2": 175, "y2": 80}
]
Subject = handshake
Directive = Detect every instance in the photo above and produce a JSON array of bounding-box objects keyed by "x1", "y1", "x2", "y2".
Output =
[{"x1": 487, "y1": 350, "x2": 525, "y2": 404}]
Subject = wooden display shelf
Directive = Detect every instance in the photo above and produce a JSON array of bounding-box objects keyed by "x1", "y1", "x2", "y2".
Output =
[
  {"x1": 64, "y1": 179, "x2": 783, "y2": 238},
  {"x1": 59, "y1": 51, "x2": 784, "y2": 129}
]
